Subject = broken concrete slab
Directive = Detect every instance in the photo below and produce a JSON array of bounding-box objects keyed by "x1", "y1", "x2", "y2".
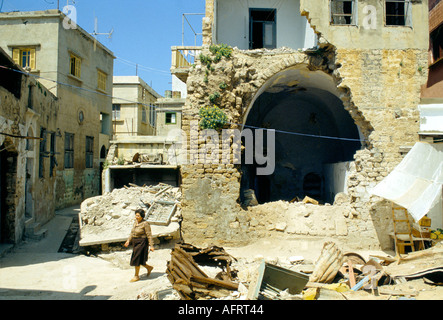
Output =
[
  {"x1": 78, "y1": 184, "x2": 182, "y2": 247},
  {"x1": 384, "y1": 242, "x2": 443, "y2": 281}
]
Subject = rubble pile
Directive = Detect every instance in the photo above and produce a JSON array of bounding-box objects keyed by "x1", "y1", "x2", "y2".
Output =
[
  {"x1": 141, "y1": 240, "x2": 443, "y2": 300},
  {"x1": 79, "y1": 183, "x2": 182, "y2": 247}
]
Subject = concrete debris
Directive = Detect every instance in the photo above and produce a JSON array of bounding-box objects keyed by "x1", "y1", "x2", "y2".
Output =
[
  {"x1": 301, "y1": 242, "x2": 443, "y2": 300},
  {"x1": 78, "y1": 183, "x2": 182, "y2": 247},
  {"x1": 129, "y1": 240, "x2": 443, "y2": 301}
]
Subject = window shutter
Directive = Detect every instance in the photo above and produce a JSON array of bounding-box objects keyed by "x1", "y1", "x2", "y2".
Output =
[
  {"x1": 76, "y1": 58, "x2": 81, "y2": 78},
  {"x1": 30, "y1": 49, "x2": 36, "y2": 70},
  {"x1": 12, "y1": 49, "x2": 20, "y2": 65}
]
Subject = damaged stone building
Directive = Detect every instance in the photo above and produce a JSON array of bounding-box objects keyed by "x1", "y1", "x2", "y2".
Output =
[
  {"x1": 0, "y1": 10, "x2": 115, "y2": 245},
  {"x1": 178, "y1": 0, "x2": 430, "y2": 250},
  {"x1": 0, "y1": 48, "x2": 59, "y2": 244},
  {"x1": 0, "y1": 10, "x2": 114, "y2": 208}
]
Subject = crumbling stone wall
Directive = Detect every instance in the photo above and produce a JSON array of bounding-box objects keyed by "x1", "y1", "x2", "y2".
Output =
[
  {"x1": 180, "y1": 0, "x2": 429, "y2": 250},
  {"x1": 0, "y1": 74, "x2": 59, "y2": 243}
]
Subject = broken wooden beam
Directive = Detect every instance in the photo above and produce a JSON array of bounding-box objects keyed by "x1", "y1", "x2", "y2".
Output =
[
  {"x1": 191, "y1": 275, "x2": 239, "y2": 291},
  {"x1": 167, "y1": 243, "x2": 239, "y2": 300}
]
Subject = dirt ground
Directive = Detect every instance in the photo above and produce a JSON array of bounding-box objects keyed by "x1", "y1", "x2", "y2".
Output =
[{"x1": 0, "y1": 206, "x2": 442, "y2": 300}]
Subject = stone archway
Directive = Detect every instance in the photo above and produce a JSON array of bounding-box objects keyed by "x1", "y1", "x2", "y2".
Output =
[{"x1": 240, "y1": 65, "x2": 365, "y2": 205}]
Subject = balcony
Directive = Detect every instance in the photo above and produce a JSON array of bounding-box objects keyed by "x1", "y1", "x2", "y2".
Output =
[{"x1": 171, "y1": 46, "x2": 201, "y2": 83}]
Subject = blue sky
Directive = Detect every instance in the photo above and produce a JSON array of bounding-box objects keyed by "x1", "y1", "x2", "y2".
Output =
[{"x1": 0, "y1": 0, "x2": 206, "y2": 96}]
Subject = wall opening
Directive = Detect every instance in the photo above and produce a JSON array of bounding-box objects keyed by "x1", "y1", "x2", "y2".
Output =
[
  {"x1": 25, "y1": 128, "x2": 35, "y2": 220},
  {"x1": 109, "y1": 167, "x2": 180, "y2": 191},
  {"x1": 0, "y1": 141, "x2": 18, "y2": 243},
  {"x1": 241, "y1": 68, "x2": 362, "y2": 205},
  {"x1": 249, "y1": 8, "x2": 277, "y2": 49}
]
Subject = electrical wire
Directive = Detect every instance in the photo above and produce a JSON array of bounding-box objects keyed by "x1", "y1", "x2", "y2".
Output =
[
  {"x1": 1, "y1": 63, "x2": 433, "y2": 145},
  {"x1": 115, "y1": 56, "x2": 171, "y2": 75}
]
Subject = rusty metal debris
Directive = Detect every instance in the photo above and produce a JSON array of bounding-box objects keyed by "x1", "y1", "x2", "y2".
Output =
[
  {"x1": 247, "y1": 260, "x2": 309, "y2": 300},
  {"x1": 166, "y1": 243, "x2": 239, "y2": 300}
]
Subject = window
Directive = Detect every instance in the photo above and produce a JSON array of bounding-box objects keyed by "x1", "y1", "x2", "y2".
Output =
[
  {"x1": 39, "y1": 128, "x2": 47, "y2": 178},
  {"x1": 112, "y1": 104, "x2": 121, "y2": 120},
  {"x1": 100, "y1": 113, "x2": 111, "y2": 135},
  {"x1": 331, "y1": 0, "x2": 356, "y2": 25},
  {"x1": 385, "y1": 0, "x2": 411, "y2": 26},
  {"x1": 49, "y1": 132, "x2": 56, "y2": 177},
  {"x1": 97, "y1": 70, "x2": 107, "y2": 91},
  {"x1": 70, "y1": 54, "x2": 81, "y2": 78},
  {"x1": 12, "y1": 48, "x2": 36, "y2": 70},
  {"x1": 249, "y1": 9, "x2": 276, "y2": 49},
  {"x1": 166, "y1": 112, "x2": 177, "y2": 125},
  {"x1": 431, "y1": 25, "x2": 443, "y2": 64},
  {"x1": 85, "y1": 136, "x2": 94, "y2": 168},
  {"x1": 141, "y1": 106, "x2": 147, "y2": 123},
  {"x1": 149, "y1": 104, "x2": 156, "y2": 127},
  {"x1": 64, "y1": 132, "x2": 74, "y2": 169}
]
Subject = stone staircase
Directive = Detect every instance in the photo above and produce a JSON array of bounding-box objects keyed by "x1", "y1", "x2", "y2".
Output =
[{"x1": 24, "y1": 218, "x2": 48, "y2": 241}]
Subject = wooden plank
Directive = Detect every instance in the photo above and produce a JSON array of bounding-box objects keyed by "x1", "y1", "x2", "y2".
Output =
[
  {"x1": 191, "y1": 275, "x2": 239, "y2": 291},
  {"x1": 173, "y1": 251, "x2": 204, "y2": 279},
  {"x1": 193, "y1": 287, "x2": 233, "y2": 299},
  {"x1": 348, "y1": 260, "x2": 356, "y2": 288},
  {"x1": 378, "y1": 288, "x2": 418, "y2": 296},
  {"x1": 173, "y1": 284, "x2": 193, "y2": 300},
  {"x1": 171, "y1": 256, "x2": 192, "y2": 282},
  {"x1": 174, "y1": 248, "x2": 208, "y2": 278},
  {"x1": 190, "y1": 280, "x2": 210, "y2": 290}
]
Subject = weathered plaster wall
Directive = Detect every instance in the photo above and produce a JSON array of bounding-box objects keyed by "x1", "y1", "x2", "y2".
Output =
[{"x1": 0, "y1": 69, "x2": 58, "y2": 243}]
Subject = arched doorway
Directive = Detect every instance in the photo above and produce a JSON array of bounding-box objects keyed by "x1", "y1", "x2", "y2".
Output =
[
  {"x1": 0, "y1": 139, "x2": 18, "y2": 243},
  {"x1": 241, "y1": 67, "x2": 363, "y2": 204},
  {"x1": 100, "y1": 145, "x2": 107, "y2": 159}
]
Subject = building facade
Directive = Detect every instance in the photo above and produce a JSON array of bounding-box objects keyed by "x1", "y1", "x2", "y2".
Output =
[
  {"x1": 112, "y1": 76, "x2": 160, "y2": 138},
  {"x1": 179, "y1": 0, "x2": 430, "y2": 249},
  {"x1": 0, "y1": 48, "x2": 60, "y2": 244},
  {"x1": 0, "y1": 10, "x2": 115, "y2": 211}
]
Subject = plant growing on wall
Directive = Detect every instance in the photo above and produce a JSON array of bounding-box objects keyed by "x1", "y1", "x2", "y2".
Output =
[
  {"x1": 209, "y1": 43, "x2": 233, "y2": 62},
  {"x1": 199, "y1": 105, "x2": 228, "y2": 131},
  {"x1": 209, "y1": 92, "x2": 221, "y2": 104},
  {"x1": 199, "y1": 44, "x2": 233, "y2": 70}
]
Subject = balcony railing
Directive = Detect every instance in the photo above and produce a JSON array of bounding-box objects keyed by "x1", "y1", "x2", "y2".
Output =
[{"x1": 171, "y1": 46, "x2": 202, "y2": 83}]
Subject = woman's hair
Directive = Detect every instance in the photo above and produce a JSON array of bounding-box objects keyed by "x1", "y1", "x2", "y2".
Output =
[{"x1": 135, "y1": 208, "x2": 145, "y2": 219}]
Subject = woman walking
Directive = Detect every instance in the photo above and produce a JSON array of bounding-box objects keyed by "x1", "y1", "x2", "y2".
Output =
[{"x1": 124, "y1": 208, "x2": 155, "y2": 282}]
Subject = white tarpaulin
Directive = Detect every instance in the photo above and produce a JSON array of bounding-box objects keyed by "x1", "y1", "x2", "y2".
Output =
[{"x1": 370, "y1": 142, "x2": 443, "y2": 222}]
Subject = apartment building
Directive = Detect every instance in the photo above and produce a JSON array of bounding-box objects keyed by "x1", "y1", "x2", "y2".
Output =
[{"x1": 0, "y1": 10, "x2": 115, "y2": 210}]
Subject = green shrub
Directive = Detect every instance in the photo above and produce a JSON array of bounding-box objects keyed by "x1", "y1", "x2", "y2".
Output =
[
  {"x1": 199, "y1": 54, "x2": 213, "y2": 69},
  {"x1": 209, "y1": 92, "x2": 221, "y2": 104},
  {"x1": 209, "y1": 44, "x2": 233, "y2": 62},
  {"x1": 199, "y1": 105, "x2": 228, "y2": 130}
]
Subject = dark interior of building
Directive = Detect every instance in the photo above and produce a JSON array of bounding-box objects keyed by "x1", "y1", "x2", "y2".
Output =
[
  {"x1": 111, "y1": 167, "x2": 180, "y2": 190},
  {"x1": 240, "y1": 70, "x2": 362, "y2": 205}
]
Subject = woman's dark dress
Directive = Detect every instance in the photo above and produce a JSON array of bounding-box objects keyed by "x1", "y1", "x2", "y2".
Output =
[{"x1": 128, "y1": 220, "x2": 154, "y2": 266}]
